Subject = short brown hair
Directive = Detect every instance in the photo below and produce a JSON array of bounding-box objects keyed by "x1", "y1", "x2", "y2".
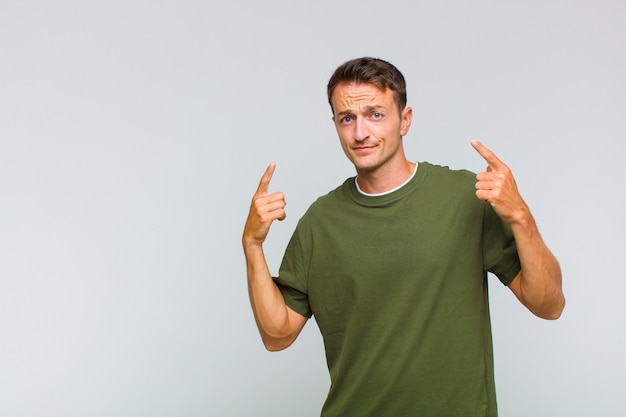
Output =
[{"x1": 327, "y1": 57, "x2": 407, "y2": 114}]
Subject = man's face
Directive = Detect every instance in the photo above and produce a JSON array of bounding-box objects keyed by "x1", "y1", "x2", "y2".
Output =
[{"x1": 331, "y1": 82, "x2": 412, "y2": 173}]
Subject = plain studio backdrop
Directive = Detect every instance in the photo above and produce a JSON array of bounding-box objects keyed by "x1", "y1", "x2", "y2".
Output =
[{"x1": 1, "y1": 1, "x2": 624, "y2": 416}]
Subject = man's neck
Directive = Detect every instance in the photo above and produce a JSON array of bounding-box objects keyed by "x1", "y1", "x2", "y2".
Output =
[{"x1": 355, "y1": 160, "x2": 417, "y2": 195}]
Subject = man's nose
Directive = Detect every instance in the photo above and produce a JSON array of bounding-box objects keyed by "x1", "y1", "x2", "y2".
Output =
[{"x1": 354, "y1": 119, "x2": 369, "y2": 142}]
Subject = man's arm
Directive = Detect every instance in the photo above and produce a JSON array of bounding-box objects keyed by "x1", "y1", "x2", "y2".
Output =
[
  {"x1": 471, "y1": 140, "x2": 565, "y2": 319},
  {"x1": 243, "y1": 163, "x2": 308, "y2": 350}
]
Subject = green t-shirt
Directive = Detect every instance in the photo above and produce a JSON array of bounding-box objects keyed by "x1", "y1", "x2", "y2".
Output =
[{"x1": 276, "y1": 162, "x2": 521, "y2": 417}]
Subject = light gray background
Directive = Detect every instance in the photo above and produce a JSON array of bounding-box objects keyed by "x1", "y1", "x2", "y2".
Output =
[{"x1": 1, "y1": 1, "x2": 624, "y2": 416}]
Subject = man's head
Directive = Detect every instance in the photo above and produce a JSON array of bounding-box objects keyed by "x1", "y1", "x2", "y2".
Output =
[
  {"x1": 327, "y1": 57, "x2": 407, "y2": 116},
  {"x1": 327, "y1": 58, "x2": 413, "y2": 178}
]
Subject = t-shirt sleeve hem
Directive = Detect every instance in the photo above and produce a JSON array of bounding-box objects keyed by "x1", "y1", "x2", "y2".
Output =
[
  {"x1": 276, "y1": 282, "x2": 313, "y2": 318},
  {"x1": 498, "y1": 261, "x2": 522, "y2": 287}
]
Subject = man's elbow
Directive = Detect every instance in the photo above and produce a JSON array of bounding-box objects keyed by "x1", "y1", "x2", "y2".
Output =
[
  {"x1": 259, "y1": 326, "x2": 299, "y2": 351},
  {"x1": 535, "y1": 295, "x2": 566, "y2": 320},
  {"x1": 262, "y1": 335, "x2": 295, "y2": 352}
]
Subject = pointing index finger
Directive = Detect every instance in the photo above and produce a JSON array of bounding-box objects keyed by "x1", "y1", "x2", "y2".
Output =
[
  {"x1": 255, "y1": 162, "x2": 276, "y2": 196},
  {"x1": 470, "y1": 139, "x2": 506, "y2": 171}
]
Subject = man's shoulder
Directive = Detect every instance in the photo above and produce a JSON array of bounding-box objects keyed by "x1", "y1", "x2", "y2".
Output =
[
  {"x1": 296, "y1": 177, "x2": 353, "y2": 224},
  {"x1": 421, "y1": 161, "x2": 475, "y2": 176},
  {"x1": 309, "y1": 177, "x2": 354, "y2": 208},
  {"x1": 413, "y1": 162, "x2": 482, "y2": 208},
  {"x1": 420, "y1": 161, "x2": 476, "y2": 186}
]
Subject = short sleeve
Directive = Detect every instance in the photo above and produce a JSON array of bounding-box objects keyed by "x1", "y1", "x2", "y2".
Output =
[
  {"x1": 275, "y1": 227, "x2": 312, "y2": 318},
  {"x1": 482, "y1": 202, "x2": 521, "y2": 286}
]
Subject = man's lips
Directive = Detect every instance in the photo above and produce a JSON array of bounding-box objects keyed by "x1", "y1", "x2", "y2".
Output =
[{"x1": 353, "y1": 144, "x2": 376, "y2": 151}]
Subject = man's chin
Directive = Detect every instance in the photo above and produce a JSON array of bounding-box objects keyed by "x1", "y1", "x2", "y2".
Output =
[{"x1": 352, "y1": 161, "x2": 379, "y2": 172}]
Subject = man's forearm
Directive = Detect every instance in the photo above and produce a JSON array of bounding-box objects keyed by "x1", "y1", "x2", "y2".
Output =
[
  {"x1": 509, "y1": 214, "x2": 565, "y2": 319},
  {"x1": 244, "y1": 243, "x2": 302, "y2": 350}
]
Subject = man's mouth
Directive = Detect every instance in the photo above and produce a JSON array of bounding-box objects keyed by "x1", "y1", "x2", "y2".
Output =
[{"x1": 353, "y1": 144, "x2": 376, "y2": 150}]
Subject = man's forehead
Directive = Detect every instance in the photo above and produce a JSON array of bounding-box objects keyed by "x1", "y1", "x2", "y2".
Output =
[
  {"x1": 332, "y1": 82, "x2": 392, "y2": 110},
  {"x1": 334, "y1": 81, "x2": 385, "y2": 96}
]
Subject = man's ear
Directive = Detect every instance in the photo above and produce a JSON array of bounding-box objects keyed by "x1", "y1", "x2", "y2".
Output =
[{"x1": 400, "y1": 107, "x2": 413, "y2": 136}]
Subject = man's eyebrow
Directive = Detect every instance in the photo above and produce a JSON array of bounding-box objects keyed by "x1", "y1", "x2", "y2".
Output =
[
  {"x1": 335, "y1": 105, "x2": 386, "y2": 117},
  {"x1": 335, "y1": 109, "x2": 353, "y2": 118},
  {"x1": 363, "y1": 105, "x2": 386, "y2": 111}
]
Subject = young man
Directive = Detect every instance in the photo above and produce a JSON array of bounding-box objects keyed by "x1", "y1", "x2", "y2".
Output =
[{"x1": 243, "y1": 57, "x2": 564, "y2": 416}]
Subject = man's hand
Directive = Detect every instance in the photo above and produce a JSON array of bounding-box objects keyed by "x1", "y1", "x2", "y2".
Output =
[
  {"x1": 243, "y1": 163, "x2": 287, "y2": 247},
  {"x1": 471, "y1": 139, "x2": 529, "y2": 226}
]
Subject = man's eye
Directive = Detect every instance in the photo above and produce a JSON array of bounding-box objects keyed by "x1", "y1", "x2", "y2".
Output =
[
  {"x1": 342, "y1": 116, "x2": 352, "y2": 123},
  {"x1": 372, "y1": 112, "x2": 382, "y2": 119}
]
